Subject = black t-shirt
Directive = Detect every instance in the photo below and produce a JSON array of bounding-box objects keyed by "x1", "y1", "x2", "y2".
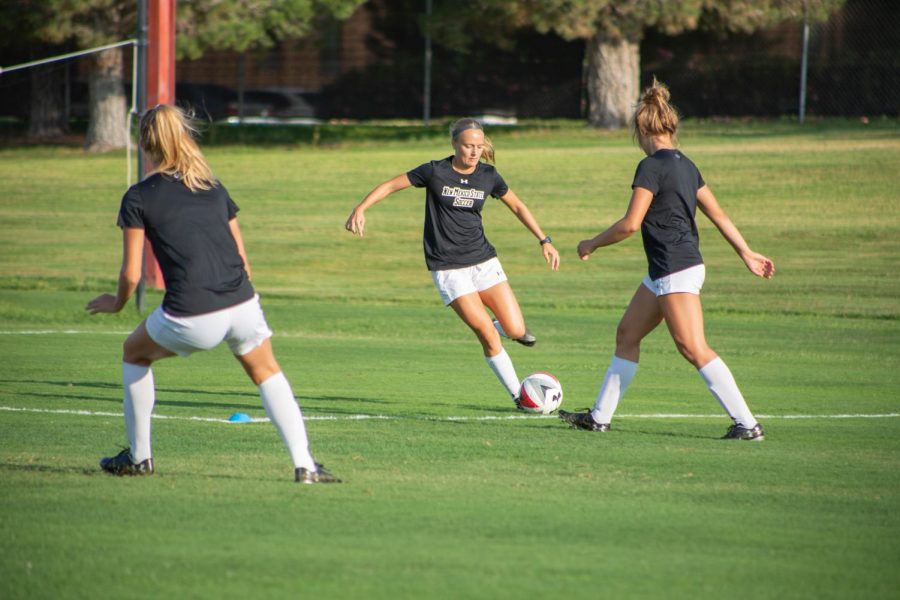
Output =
[
  {"x1": 117, "y1": 173, "x2": 255, "y2": 316},
  {"x1": 632, "y1": 149, "x2": 706, "y2": 280},
  {"x1": 407, "y1": 157, "x2": 509, "y2": 270}
]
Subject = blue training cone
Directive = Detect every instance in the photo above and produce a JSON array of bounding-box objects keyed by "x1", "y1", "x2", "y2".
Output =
[{"x1": 228, "y1": 412, "x2": 252, "y2": 423}]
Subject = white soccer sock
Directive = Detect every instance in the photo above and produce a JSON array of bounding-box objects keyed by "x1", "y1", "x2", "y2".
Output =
[
  {"x1": 492, "y1": 319, "x2": 508, "y2": 339},
  {"x1": 485, "y1": 348, "x2": 520, "y2": 399},
  {"x1": 259, "y1": 371, "x2": 316, "y2": 471},
  {"x1": 698, "y1": 357, "x2": 758, "y2": 428},
  {"x1": 122, "y1": 362, "x2": 155, "y2": 463},
  {"x1": 590, "y1": 356, "x2": 638, "y2": 424}
]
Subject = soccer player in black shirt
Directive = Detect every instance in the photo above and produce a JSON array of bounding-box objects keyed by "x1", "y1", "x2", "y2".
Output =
[
  {"x1": 86, "y1": 105, "x2": 339, "y2": 482},
  {"x1": 345, "y1": 118, "x2": 560, "y2": 408},
  {"x1": 559, "y1": 80, "x2": 775, "y2": 440}
]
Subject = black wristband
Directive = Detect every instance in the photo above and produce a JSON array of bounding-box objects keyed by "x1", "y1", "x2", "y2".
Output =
[{"x1": 539, "y1": 236, "x2": 552, "y2": 246}]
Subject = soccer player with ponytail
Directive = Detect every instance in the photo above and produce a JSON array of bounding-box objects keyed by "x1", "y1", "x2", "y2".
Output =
[
  {"x1": 345, "y1": 118, "x2": 560, "y2": 409},
  {"x1": 87, "y1": 104, "x2": 340, "y2": 482},
  {"x1": 559, "y1": 81, "x2": 775, "y2": 440}
]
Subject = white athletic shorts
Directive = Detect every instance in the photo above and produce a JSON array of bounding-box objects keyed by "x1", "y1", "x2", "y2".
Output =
[
  {"x1": 146, "y1": 294, "x2": 273, "y2": 357},
  {"x1": 641, "y1": 263, "x2": 706, "y2": 296},
  {"x1": 431, "y1": 257, "x2": 508, "y2": 305}
]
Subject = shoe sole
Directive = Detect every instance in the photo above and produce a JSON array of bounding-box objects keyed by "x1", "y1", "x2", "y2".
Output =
[{"x1": 558, "y1": 412, "x2": 609, "y2": 432}]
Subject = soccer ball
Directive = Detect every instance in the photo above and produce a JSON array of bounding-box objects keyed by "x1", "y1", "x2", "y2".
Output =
[{"x1": 518, "y1": 372, "x2": 563, "y2": 415}]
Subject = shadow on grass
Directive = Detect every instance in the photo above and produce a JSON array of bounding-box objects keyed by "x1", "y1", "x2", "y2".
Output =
[
  {"x1": 0, "y1": 461, "x2": 290, "y2": 481},
  {"x1": 0, "y1": 378, "x2": 396, "y2": 412},
  {"x1": 524, "y1": 420, "x2": 718, "y2": 440},
  {"x1": 0, "y1": 462, "x2": 98, "y2": 476}
]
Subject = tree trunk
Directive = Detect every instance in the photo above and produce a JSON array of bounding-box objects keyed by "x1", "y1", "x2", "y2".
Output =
[
  {"x1": 85, "y1": 48, "x2": 127, "y2": 152},
  {"x1": 28, "y1": 63, "x2": 68, "y2": 140},
  {"x1": 585, "y1": 31, "x2": 641, "y2": 129}
]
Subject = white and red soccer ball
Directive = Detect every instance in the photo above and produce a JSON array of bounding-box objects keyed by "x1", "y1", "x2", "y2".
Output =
[{"x1": 518, "y1": 372, "x2": 563, "y2": 415}]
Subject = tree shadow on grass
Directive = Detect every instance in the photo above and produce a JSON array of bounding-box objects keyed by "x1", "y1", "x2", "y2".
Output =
[
  {"x1": 0, "y1": 462, "x2": 99, "y2": 476},
  {"x1": 0, "y1": 461, "x2": 290, "y2": 482},
  {"x1": 0, "y1": 378, "x2": 395, "y2": 413}
]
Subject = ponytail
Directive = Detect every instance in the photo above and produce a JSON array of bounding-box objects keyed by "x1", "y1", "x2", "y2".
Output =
[
  {"x1": 633, "y1": 78, "x2": 680, "y2": 144},
  {"x1": 139, "y1": 104, "x2": 216, "y2": 192}
]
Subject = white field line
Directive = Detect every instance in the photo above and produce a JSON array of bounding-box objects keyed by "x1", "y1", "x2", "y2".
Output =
[
  {"x1": 0, "y1": 405, "x2": 897, "y2": 424},
  {"x1": 0, "y1": 330, "x2": 133, "y2": 335}
]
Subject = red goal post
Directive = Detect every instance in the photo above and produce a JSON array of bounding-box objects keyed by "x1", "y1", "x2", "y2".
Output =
[{"x1": 138, "y1": 0, "x2": 176, "y2": 297}]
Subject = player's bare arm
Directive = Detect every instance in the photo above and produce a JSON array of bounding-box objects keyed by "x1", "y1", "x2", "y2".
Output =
[
  {"x1": 578, "y1": 187, "x2": 653, "y2": 260},
  {"x1": 499, "y1": 190, "x2": 560, "y2": 271},
  {"x1": 229, "y1": 218, "x2": 252, "y2": 280},
  {"x1": 85, "y1": 227, "x2": 144, "y2": 314},
  {"x1": 345, "y1": 174, "x2": 412, "y2": 237},
  {"x1": 697, "y1": 185, "x2": 775, "y2": 279}
]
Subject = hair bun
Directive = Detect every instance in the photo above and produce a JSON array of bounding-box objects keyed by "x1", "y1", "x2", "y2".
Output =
[{"x1": 642, "y1": 82, "x2": 670, "y2": 106}]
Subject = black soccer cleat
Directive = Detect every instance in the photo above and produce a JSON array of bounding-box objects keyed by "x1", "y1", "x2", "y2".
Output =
[
  {"x1": 722, "y1": 422, "x2": 765, "y2": 441},
  {"x1": 493, "y1": 319, "x2": 537, "y2": 347},
  {"x1": 100, "y1": 448, "x2": 155, "y2": 476},
  {"x1": 558, "y1": 410, "x2": 610, "y2": 432},
  {"x1": 514, "y1": 396, "x2": 528, "y2": 412},
  {"x1": 295, "y1": 463, "x2": 342, "y2": 484},
  {"x1": 514, "y1": 330, "x2": 537, "y2": 347}
]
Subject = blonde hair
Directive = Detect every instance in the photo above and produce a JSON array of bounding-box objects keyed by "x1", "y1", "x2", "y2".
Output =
[
  {"x1": 139, "y1": 104, "x2": 216, "y2": 192},
  {"x1": 450, "y1": 118, "x2": 495, "y2": 164},
  {"x1": 633, "y1": 79, "x2": 680, "y2": 145}
]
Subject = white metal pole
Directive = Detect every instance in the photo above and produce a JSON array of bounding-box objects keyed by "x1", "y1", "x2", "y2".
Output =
[
  {"x1": 799, "y1": 3, "x2": 810, "y2": 124},
  {"x1": 423, "y1": 0, "x2": 432, "y2": 126}
]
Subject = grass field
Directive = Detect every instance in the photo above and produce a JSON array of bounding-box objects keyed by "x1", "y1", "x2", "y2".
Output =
[{"x1": 1, "y1": 119, "x2": 898, "y2": 599}]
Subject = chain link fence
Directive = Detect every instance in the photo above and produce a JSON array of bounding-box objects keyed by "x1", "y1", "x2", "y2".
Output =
[
  {"x1": 642, "y1": 0, "x2": 898, "y2": 119},
  {"x1": 805, "y1": 0, "x2": 898, "y2": 116},
  {"x1": 1, "y1": 0, "x2": 896, "y2": 135}
]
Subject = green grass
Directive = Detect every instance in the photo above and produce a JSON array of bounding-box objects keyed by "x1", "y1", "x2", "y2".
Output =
[{"x1": 1, "y1": 119, "x2": 899, "y2": 599}]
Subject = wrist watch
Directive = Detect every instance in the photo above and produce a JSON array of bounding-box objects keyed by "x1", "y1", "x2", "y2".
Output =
[{"x1": 539, "y1": 236, "x2": 552, "y2": 246}]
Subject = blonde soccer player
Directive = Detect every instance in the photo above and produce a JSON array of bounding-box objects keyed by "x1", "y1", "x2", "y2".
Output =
[
  {"x1": 345, "y1": 118, "x2": 560, "y2": 409},
  {"x1": 559, "y1": 81, "x2": 775, "y2": 440},
  {"x1": 86, "y1": 104, "x2": 340, "y2": 483}
]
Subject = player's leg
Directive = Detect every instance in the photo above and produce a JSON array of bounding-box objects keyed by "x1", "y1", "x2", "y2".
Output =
[
  {"x1": 658, "y1": 293, "x2": 762, "y2": 439},
  {"x1": 594, "y1": 283, "x2": 662, "y2": 420},
  {"x1": 474, "y1": 259, "x2": 535, "y2": 346},
  {"x1": 478, "y1": 280, "x2": 532, "y2": 344},
  {"x1": 229, "y1": 297, "x2": 339, "y2": 482},
  {"x1": 656, "y1": 292, "x2": 715, "y2": 368},
  {"x1": 450, "y1": 291, "x2": 520, "y2": 403},
  {"x1": 235, "y1": 340, "x2": 314, "y2": 471},
  {"x1": 122, "y1": 322, "x2": 175, "y2": 464},
  {"x1": 100, "y1": 321, "x2": 175, "y2": 475},
  {"x1": 560, "y1": 283, "x2": 662, "y2": 430},
  {"x1": 123, "y1": 320, "x2": 178, "y2": 366}
]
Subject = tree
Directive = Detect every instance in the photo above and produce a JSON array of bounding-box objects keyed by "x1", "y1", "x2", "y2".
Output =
[
  {"x1": 0, "y1": 1, "x2": 70, "y2": 141},
  {"x1": 428, "y1": 0, "x2": 846, "y2": 128},
  {"x1": 176, "y1": 0, "x2": 364, "y2": 59},
  {"x1": 17, "y1": 0, "x2": 365, "y2": 151},
  {"x1": 34, "y1": 1, "x2": 135, "y2": 151}
]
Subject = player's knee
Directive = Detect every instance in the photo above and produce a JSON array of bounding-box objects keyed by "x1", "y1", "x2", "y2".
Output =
[
  {"x1": 616, "y1": 323, "x2": 640, "y2": 349},
  {"x1": 674, "y1": 340, "x2": 706, "y2": 368},
  {"x1": 503, "y1": 322, "x2": 526, "y2": 340},
  {"x1": 248, "y1": 366, "x2": 279, "y2": 386},
  {"x1": 122, "y1": 340, "x2": 150, "y2": 366},
  {"x1": 475, "y1": 326, "x2": 503, "y2": 355}
]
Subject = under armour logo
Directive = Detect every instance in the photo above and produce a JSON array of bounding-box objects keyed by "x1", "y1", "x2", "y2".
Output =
[{"x1": 460, "y1": 179, "x2": 468, "y2": 184}]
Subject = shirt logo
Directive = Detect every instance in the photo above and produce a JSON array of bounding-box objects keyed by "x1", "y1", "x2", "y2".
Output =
[
  {"x1": 442, "y1": 185, "x2": 484, "y2": 208},
  {"x1": 460, "y1": 178, "x2": 468, "y2": 184}
]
